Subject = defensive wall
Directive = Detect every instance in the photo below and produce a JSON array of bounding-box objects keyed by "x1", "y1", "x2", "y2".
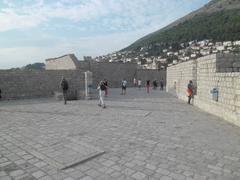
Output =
[
  {"x1": 167, "y1": 53, "x2": 240, "y2": 126},
  {"x1": 0, "y1": 62, "x2": 166, "y2": 100},
  {"x1": 0, "y1": 70, "x2": 85, "y2": 100}
]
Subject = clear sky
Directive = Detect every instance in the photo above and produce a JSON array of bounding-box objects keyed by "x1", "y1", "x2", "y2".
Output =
[{"x1": 0, "y1": 0, "x2": 210, "y2": 69}]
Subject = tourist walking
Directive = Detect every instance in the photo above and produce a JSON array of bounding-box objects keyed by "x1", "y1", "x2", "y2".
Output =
[
  {"x1": 187, "y1": 80, "x2": 194, "y2": 104},
  {"x1": 138, "y1": 79, "x2": 142, "y2": 90},
  {"x1": 133, "y1": 77, "x2": 137, "y2": 88},
  {"x1": 153, "y1": 80, "x2": 158, "y2": 90},
  {"x1": 146, "y1": 80, "x2": 150, "y2": 93},
  {"x1": 0, "y1": 88, "x2": 2, "y2": 100},
  {"x1": 60, "y1": 77, "x2": 69, "y2": 105},
  {"x1": 103, "y1": 79, "x2": 108, "y2": 97},
  {"x1": 160, "y1": 79, "x2": 164, "y2": 91},
  {"x1": 121, "y1": 79, "x2": 127, "y2": 95},
  {"x1": 97, "y1": 81, "x2": 106, "y2": 108}
]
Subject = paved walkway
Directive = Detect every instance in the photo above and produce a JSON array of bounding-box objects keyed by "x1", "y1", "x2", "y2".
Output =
[{"x1": 0, "y1": 88, "x2": 240, "y2": 180}]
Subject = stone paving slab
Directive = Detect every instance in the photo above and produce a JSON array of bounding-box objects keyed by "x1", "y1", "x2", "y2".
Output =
[{"x1": 0, "y1": 88, "x2": 240, "y2": 180}]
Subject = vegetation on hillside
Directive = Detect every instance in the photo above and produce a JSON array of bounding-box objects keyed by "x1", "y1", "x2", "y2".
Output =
[
  {"x1": 124, "y1": 9, "x2": 240, "y2": 52},
  {"x1": 23, "y1": 63, "x2": 45, "y2": 70}
]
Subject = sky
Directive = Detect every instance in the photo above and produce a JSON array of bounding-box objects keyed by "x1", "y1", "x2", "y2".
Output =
[{"x1": 0, "y1": 0, "x2": 210, "y2": 69}]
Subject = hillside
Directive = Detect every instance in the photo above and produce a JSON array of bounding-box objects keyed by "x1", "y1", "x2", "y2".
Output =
[
  {"x1": 23, "y1": 63, "x2": 45, "y2": 70},
  {"x1": 123, "y1": 0, "x2": 240, "y2": 52}
]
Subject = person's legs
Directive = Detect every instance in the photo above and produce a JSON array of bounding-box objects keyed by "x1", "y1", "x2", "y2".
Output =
[
  {"x1": 102, "y1": 92, "x2": 106, "y2": 108},
  {"x1": 188, "y1": 95, "x2": 191, "y2": 104},
  {"x1": 105, "y1": 88, "x2": 108, "y2": 96},
  {"x1": 99, "y1": 90, "x2": 102, "y2": 106},
  {"x1": 63, "y1": 90, "x2": 67, "y2": 104},
  {"x1": 99, "y1": 90, "x2": 105, "y2": 108}
]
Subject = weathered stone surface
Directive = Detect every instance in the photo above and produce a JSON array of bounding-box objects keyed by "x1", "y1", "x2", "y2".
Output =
[
  {"x1": 167, "y1": 54, "x2": 240, "y2": 127},
  {"x1": 0, "y1": 88, "x2": 240, "y2": 180}
]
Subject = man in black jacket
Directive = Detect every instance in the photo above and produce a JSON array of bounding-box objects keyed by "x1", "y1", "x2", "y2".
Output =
[{"x1": 60, "y1": 77, "x2": 69, "y2": 104}]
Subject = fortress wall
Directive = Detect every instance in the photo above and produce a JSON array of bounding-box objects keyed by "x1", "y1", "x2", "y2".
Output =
[
  {"x1": 0, "y1": 62, "x2": 167, "y2": 100},
  {"x1": 0, "y1": 70, "x2": 85, "y2": 100},
  {"x1": 45, "y1": 55, "x2": 78, "y2": 70},
  {"x1": 90, "y1": 62, "x2": 167, "y2": 88},
  {"x1": 167, "y1": 54, "x2": 240, "y2": 126},
  {"x1": 136, "y1": 69, "x2": 166, "y2": 87},
  {"x1": 195, "y1": 54, "x2": 240, "y2": 126},
  {"x1": 90, "y1": 62, "x2": 138, "y2": 88},
  {"x1": 167, "y1": 60, "x2": 197, "y2": 101}
]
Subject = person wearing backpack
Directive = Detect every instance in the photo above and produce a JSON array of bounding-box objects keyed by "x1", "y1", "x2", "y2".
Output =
[
  {"x1": 60, "y1": 77, "x2": 69, "y2": 105},
  {"x1": 97, "y1": 81, "x2": 106, "y2": 108}
]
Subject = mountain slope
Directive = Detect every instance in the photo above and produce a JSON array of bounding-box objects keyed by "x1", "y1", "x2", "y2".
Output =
[
  {"x1": 123, "y1": 0, "x2": 240, "y2": 51},
  {"x1": 23, "y1": 63, "x2": 45, "y2": 70}
]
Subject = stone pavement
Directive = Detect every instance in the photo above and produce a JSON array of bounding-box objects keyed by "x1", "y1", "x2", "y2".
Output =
[{"x1": 0, "y1": 88, "x2": 240, "y2": 180}]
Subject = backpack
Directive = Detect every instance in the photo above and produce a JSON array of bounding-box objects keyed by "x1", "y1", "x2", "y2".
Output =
[{"x1": 100, "y1": 84, "x2": 106, "y2": 91}]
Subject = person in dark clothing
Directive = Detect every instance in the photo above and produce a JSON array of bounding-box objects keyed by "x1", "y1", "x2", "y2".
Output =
[
  {"x1": 121, "y1": 79, "x2": 127, "y2": 95},
  {"x1": 146, "y1": 80, "x2": 150, "y2": 93},
  {"x1": 187, "y1": 80, "x2": 194, "y2": 104},
  {"x1": 0, "y1": 88, "x2": 2, "y2": 100},
  {"x1": 160, "y1": 79, "x2": 164, "y2": 91},
  {"x1": 103, "y1": 79, "x2": 108, "y2": 97},
  {"x1": 60, "y1": 77, "x2": 69, "y2": 105},
  {"x1": 153, "y1": 80, "x2": 158, "y2": 90}
]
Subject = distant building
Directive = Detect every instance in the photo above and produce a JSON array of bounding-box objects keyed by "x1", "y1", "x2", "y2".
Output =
[
  {"x1": 83, "y1": 56, "x2": 93, "y2": 61},
  {"x1": 45, "y1": 54, "x2": 79, "y2": 70}
]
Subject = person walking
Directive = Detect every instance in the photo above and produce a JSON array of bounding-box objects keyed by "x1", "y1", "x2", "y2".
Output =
[
  {"x1": 187, "y1": 80, "x2": 194, "y2": 104},
  {"x1": 103, "y1": 79, "x2": 108, "y2": 97},
  {"x1": 97, "y1": 81, "x2": 106, "y2": 108},
  {"x1": 153, "y1": 80, "x2": 157, "y2": 90},
  {"x1": 138, "y1": 79, "x2": 142, "y2": 90},
  {"x1": 133, "y1": 77, "x2": 137, "y2": 88},
  {"x1": 60, "y1": 77, "x2": 69, "y2": 105},
  {"x1": 146, "y1": 80, "x2": 150, "y2": 93},
  {"x1": 160, "y1": 79, "x2": 164, "y2": 91},
  {"x1": 121, "y1": 79, "x2": 127, "y2": 95}
]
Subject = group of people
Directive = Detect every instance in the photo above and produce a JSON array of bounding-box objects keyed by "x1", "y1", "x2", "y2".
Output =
[
  {"x1": 60, "y1": 76, "x2": 194, "y2": 108},
  {"x1": 60, "y1": 77, "x2": 109, "y2": 108},
  {"x1": 133, "y1": 78, "x2": 164, "y2": 92}
]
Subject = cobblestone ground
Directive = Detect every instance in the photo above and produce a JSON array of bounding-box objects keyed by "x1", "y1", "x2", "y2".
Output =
[{"x1": 0, "y1": 88, "x2": 240, "y2": 180}]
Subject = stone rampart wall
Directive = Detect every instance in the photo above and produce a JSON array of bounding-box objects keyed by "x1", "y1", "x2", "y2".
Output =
[
  {"x1": 0, "y1": 63, "x2": 166, "y2": 100},
  {"x1": 0, "y1": 70, "x2": 85, "y2": 100},
  {"x1": 136, "y1": 69, "x2": 166, "y2": 87},
  {"x1": 167, "y1": 60, "x2": 197, "y2": 101},
  {"x1": 167, "y1": 54, "x2": 240, "y2": 126},
  {"x1": 90, "y1": 62, "x2": 137, "y2": 88}
]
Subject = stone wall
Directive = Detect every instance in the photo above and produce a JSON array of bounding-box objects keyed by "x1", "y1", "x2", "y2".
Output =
[
  {"x1": 0, "y1": 70, "x2": 85, "y2": 100},
  {"x1": 136, "y1": 69, "x2": 166, "y2": 87},
  {"x1": 195, "y1": 54, "x2": 240, "y2": 126},
  {"x1": 0, "y1": 62, "x2": 167, "y2": 100},
  {"x1": 90, "y1": 62, "x2": 138, "y2": 88},
  {"x1": 167, "y1": 60, "x2": 197, "y2": 101},
  {"x1": 167, "y1": 54, "x2": 240, "y2": 126},
  {"x1": 45, "y1": 54, "x2": 79, "y2": 70},
  {"x1": 90, "y1": 62, "x2": 166, "y2": 88},
  {"x1": 216, "y1": 53, "x2": 240, "y2": 72}
]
